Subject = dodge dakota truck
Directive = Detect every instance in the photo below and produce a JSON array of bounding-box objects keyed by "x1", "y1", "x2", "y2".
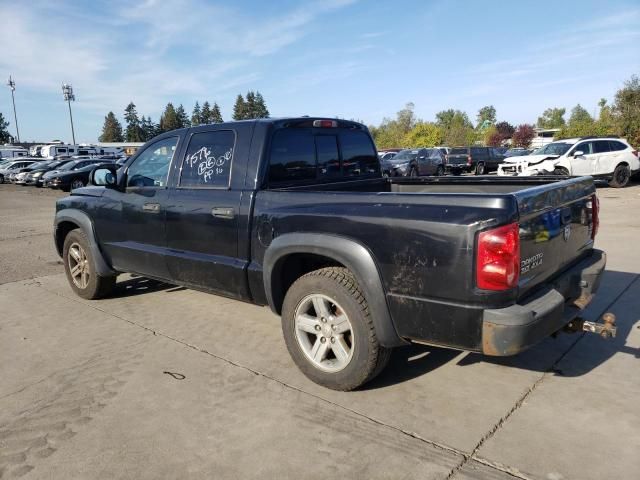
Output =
[{"x1": 54, "y1": 118, "x2": 607, "y2": 390}]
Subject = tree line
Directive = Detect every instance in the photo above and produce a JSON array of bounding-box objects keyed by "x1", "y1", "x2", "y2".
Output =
[
  {"x1": 98, "y1": 90, "x2": 269, "y2": 142},
  {"x1": 371, "y1": 74, "x2": 640, "y2": 150}
]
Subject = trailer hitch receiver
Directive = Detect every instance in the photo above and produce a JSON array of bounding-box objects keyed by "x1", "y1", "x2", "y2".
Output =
[{"x1": 565, "y1": 313, "x2": 617, "y2": 339}]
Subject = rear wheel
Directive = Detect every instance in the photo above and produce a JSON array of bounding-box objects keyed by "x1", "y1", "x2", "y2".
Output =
[
  {"x1": 281, "y1": 267, "x2": 391, "y2": 391},
  {"x1": 609, "y1": 164, "x2": 630, "y2": 188},
  {"x1": 63, "y1": 230, "x2": 116, "y2": 300},
  {"x1": 475, "y1": 163, "x2": 485, "y2": 175}
]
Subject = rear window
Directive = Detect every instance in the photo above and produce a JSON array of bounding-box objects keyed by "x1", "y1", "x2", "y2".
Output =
[
  {"x1": 268, "y1": 129, "x2": 379, "y2": 185},
  {"x1": 180, "y1": 130, "x2": 235, "y2": 188},
  {"x1": 449, "y1": 148, "x2": 468, "y2": 155},
  {"x1": 593, "y1": 140, "x2": 610, "y2": 154},
  {"x1": 609, "y1": 141, "x2": 627, "y2": 152}
]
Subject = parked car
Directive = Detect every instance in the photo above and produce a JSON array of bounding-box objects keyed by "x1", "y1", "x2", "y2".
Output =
[
  {"x1": 45, "y1": 160, "x2": 116, "y2": 191},
  {"x1": 382, "y1": 148, "x2": 445, "y2": 177},
  {"x1": 446, "y1": 146, "x2": 505, "y2": 175},
  {"x1": 0, "y1": 159, "x2": 38, "y2": 183},
  {"x1": 497, "y1": 137, "x2": 640, "y2": 188},
  {"x1": 13, "y1": 160, "x2": 55, "y2": 185},
  {"x1": 53, "y1": 117, "x2": 606, "y2": 391},
  {"x1": 42, "y1": 158, "x2": 114, "y2": 188},
  {"x1": 379, "y1": 151, "x2": 397, "y2": 163},
  {"x1": 504, "y1": 148, "x2": 531, "y2": 158},
  {"x1": 24, "y1": 159, "x2": 75, "y2": 187}
]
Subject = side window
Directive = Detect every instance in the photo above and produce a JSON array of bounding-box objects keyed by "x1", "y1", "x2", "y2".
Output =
[
  {"x1": 269, "y1": 130, "x2": 316, "y2": 184},
  {"x1": 574, "y1": 142, "x2": 592, "y2": 155},
  {"x1": 58, "y1": 148, "x2": 67, "y2": 154},
  {"x1": 340, "y1": 131, "x2": 379, "y2": 176},
  {"x1": 127, "y1": 136, "x2": 178, "y2": 188},
  {"x1": 180, "y1": 130, "x2": 235, "y2": 188},
  {"x1": 316, "y1": 135, "x2": 340, "y2": 178},
  {"x1": 608, "y1": 141, "x2": 626, "y2": 152},
  {"x1": 593, "y1": 141, "x2": 610, "y2": 154},
  {"x1": 471, "y1": 147, "x2": 484, "y2": 157}
]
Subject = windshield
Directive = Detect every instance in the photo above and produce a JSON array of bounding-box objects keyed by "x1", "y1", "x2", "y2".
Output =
[
  {"x1": 532, "y1": 142, "x2": 572, "y2": 156},
  {"x1": 30, "y1": 161, "x2": 52, "y2": 169},
  {"x1": 391, "y1": 150, "x2": 418, "y2": 162}
]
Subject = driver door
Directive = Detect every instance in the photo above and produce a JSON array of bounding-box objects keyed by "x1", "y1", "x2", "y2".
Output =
[
  {"x1": 569, "y1": 141, "x2": 595, "y2": 176},
  {"x1": 94, "y1": 136, "x2": 180, "y2": 279}
]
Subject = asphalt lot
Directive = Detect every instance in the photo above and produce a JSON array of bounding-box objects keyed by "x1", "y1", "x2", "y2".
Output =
[{"x1": 1, "y1": 181, "x2": 639, "y2": 480}]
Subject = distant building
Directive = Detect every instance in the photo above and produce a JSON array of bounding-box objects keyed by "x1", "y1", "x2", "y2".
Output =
[{"x1": 531, "y1": 128, "x2": 560, "y2": 149}]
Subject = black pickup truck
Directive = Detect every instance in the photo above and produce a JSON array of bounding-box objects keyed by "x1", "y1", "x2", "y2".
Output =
[{"x1": 54, "y1": 118, "x2": 605, "y2": 390}]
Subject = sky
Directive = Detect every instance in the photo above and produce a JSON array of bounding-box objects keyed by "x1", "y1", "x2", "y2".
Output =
[{"x1": 1, "y1": 0, "x2": 639, "y2": 143}]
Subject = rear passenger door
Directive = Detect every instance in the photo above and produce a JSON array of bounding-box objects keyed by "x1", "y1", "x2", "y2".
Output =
[
  {"x1": 592, "y1": 140, "x2": 613, "y2": 175},
  {"x1": 164, "y1": 128, "x2": 247, "y2": 298}
]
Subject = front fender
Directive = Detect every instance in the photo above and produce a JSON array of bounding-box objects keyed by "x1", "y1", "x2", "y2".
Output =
[
  {"x1": 54, "y1": 208, "x2": 115, "y2": 277},
  {"x1": 263, "y1": 233, "x2": 407, "y2": 347}
]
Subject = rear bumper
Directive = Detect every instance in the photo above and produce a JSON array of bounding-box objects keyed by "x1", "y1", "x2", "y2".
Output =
[{"x1": 481, "y1": 249, "x2": 606, "y2": 356}]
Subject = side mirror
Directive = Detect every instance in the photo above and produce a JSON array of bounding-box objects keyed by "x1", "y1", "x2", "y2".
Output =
[
  {"x1": 91, "y1": 166, "x2": 119, "y2": 189},
  {"x1": 573, "y1": 150, "x2": 584, "y2": 157}
]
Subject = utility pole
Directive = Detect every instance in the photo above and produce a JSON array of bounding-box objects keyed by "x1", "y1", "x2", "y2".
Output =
[
  {"x1": 62, "y1": 83, "x2": 76, "y2": 144},
  {"x1": 6, "y1": 76, "x2": 20, "y2": 143}
]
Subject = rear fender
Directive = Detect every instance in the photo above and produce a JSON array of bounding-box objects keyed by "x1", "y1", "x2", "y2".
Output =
[{"x1": 263, "y1": 233, "x2": 406, "y2": 347}]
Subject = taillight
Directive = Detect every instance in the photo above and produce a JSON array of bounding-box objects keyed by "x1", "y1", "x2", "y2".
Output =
[
  {"x1": 476, "y1": 223, "x2": 520, "y2": 291},
  {"x1": 312, "y1": 119, "x2": 338, "y2": 128},
  {"x1": 467, "y1": 155, "x2": 472, "y2": 165},
  {"x1": 632, "y1": 149, "x2": 638, "y2": 158},
  {"x1": 588, "y1": 194, "x2": 599, "y2": 239}
]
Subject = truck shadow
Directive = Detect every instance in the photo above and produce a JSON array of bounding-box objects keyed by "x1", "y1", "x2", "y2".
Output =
[
  {"x1": 110, "y1": 275, "x2": 186, "y2": 298},
  {"x1": 367, "y1": 270, "x2": 638, "y2": 388}
]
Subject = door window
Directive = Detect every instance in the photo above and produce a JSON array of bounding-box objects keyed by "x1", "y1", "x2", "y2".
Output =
[
  {"x1": 180, "y1": 130, "x2": 235, "y2": 188},
  {"x1": 573, "y1": 142, "x2": 592, "y2": 155},
  {"x1": 127, "y1": 136, "x2": 179, "y2": 188}
]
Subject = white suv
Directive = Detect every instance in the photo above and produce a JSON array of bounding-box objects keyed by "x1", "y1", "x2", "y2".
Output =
[{"x1": 497, "y1": 137, "x2": 639, "y2": 187}]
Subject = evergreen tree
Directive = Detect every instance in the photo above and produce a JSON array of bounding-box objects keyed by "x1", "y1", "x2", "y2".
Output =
[
  {"x1": 0, "y1": 112, "x2": 11, "y2": 143},
  {"x1": 200, "y1": 101, "x2": 212, "y2": 125},
  {"x1": 191, "y1": 102, "x2": 201, "y2": 126},
  {"x1": 211, "y1": 102, "x2": 223, "y2": 123},
  {"x1": 140, "y1": 116, "x2": 158, "y2": 141},
  {"x1": 254, "y1": 92, "x2": 269, "y2": 118},
  {"x1": 176, "y1": 104, "x2": 190, "y2": 128},
  {"x1": 232, "y1": 94, "x2": 247, "y2": 120},
  {"x1": 98, "y1": 112, "x2": 124, "y2": 142},
  {"x1": 159, "y1": 103, "x2": 180, "y2": 132},
  {"x1": 245, "y1": 91, "x2": 257, "y2": 118},
  {"x1": 124, "y1": 102, "x2": 144, "y2": 142}
]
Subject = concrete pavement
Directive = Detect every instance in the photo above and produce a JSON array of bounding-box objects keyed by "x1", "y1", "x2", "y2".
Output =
[{"x1": 0, "y1": 183, "x2": 638, "y2": 479}]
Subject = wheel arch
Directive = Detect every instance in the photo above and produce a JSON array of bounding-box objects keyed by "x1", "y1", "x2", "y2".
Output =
[
  {"x1": 263, "y1": 233, "x2": 406, "y2": 347},
  {"x1": 54, "y1": 209, "x2": 115, "y2": 276}
]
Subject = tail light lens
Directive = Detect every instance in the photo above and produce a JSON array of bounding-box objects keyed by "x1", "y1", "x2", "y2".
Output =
[
  {"x1": 588, "y1": 194, "x2": 599, "y2": 239},
  {"x1": 467, "y1": 155, "x2": 472, "y2": 165},
  {"x1": 476, "y1": 223, "x2": 520, "y2": 291}
]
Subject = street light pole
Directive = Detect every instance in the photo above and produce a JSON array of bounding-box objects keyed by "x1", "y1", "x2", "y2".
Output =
[
  {"x1": 6, "y1": 76, "x2": 20, "y2": 143},
  {"x1": 62, "y1": 83, "x2": 76, "y2": 145}
]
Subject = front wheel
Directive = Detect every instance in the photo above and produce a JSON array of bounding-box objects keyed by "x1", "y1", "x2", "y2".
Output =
[
  {"x1": 435, "y1": 165, "x2": 444, "y2": 176},
  {"x1": 409, "y1": 166, "x2": 418, "y2": 177},
  {"x1": 609, "y1": 164, "x2": 630, "y2": 188},
  {"x1": 281, "y1": 267, "x2": 391, "y2": 391},
  {"x1": 71, "y1": 179, "x2": 85, "y2": 190},
  {"x1": 63, "y1": 229, "x2": 116, "y2": 300},
  {"x1": 0, "y1": 175, "x2": 4, "y2": 184}
]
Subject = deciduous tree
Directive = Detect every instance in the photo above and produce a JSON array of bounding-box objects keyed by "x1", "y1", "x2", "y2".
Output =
[
  {"x1": 495, "y1": 121, "x2": 515, "y2": 140},
  {"x1": 512, "y1": 124, "x2": 535, "y2": 148},
  {"x1": 613, "y1": 74, "x2": 640, "y2": 146},
  {"x1": 404, "y1": 122, "x2": 443, "y2": 147},
  {"x1": 537, "y1": 108, "x2": 566, "y2": 129},
  {"x1": 476, "y1": 105, "x2": 496, "y2": 128}
]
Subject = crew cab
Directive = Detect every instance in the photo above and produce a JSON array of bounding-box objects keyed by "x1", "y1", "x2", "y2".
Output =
[
  {"x1": 497, "y1": 137, "x2": 640, "y2": 188},
  {"x1": 446, "y1": 146, "x2": 505, "y2": 175},
  {"x1": 54, "y1": 118, "x2": 606, "y2": 390}
]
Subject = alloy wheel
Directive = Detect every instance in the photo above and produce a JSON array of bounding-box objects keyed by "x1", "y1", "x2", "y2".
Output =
[
  {"x1": 294, "y1": 294, "x2": 354, "y2": 372},
  {"x1": 68, "y1": 242, "x2": 90, "y2": 289}
]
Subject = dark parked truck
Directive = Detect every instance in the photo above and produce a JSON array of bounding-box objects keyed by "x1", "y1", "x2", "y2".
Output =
[
  {"x1": 54, "y1": 118, "x2": 608, "y2": 390},
  {"x1": 446, "y1": 146, "x2": 505, "y2": 175}
]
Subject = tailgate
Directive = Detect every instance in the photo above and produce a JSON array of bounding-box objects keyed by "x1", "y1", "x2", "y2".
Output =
[
  {"x1": 516, "y1": 177, "x2": 596, "y2": 297},
  {"x1": 447, "y1": 155, "x2": 468, "y2": 166}
]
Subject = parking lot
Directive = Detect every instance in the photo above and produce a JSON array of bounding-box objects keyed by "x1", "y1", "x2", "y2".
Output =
[{"x1": 1, "y1": 182, "x2": 639, "y2": 480}]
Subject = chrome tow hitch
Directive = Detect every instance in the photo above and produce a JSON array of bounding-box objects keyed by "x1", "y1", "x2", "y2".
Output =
[{"x1": 565, "y1": 313, "x2": 617, "y2": 339}]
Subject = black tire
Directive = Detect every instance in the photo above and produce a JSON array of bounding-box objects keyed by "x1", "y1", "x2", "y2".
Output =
[
  {"x1": 63, "y1": 229, "x2": 116, "y2": 300},
  {"x1": 475, "y1": 163, "x2": 485, "y2": 175},
  {"x1": 281, "y1": 267, "x2": 391, "y2": 391},
  {"x1": 553, "y1": 167, "x2": 570, "y2": 176},
  {"x1": 71, "y1": 179, "x2": 85, "y2": 190},
  {"x1": 0, "y1": 175, "x2": 4, "y2": 184},
  {"x1": 608, "y1": 164, "x2": 630, "y2": 188},
  {"x1": 436, "y1": 165, "x2": 444, "y2": 176}
]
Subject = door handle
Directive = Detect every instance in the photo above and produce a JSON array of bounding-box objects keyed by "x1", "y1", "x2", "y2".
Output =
[
  {"x1": 211, "y1": 207, "x2": 235, "y2": 219},
  {"x1": 142, "y1": 203, "x2": 161, "y2": 213}
]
